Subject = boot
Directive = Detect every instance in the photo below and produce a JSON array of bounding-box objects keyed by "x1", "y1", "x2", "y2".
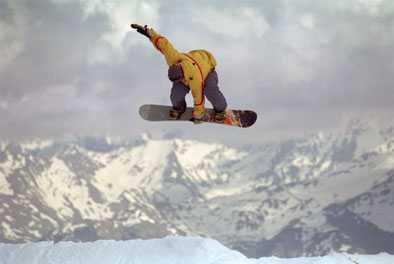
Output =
[
  {"x1": 214, "y1": 110, "x2": 226, "y2": 122},
  {"x1": 169, "y1": 109, "x2": 184, "y2": 120}
]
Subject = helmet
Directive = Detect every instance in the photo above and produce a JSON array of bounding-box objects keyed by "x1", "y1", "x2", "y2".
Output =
[{"x1": 168, "y1": 64, "x2": 184, "y2": 82}]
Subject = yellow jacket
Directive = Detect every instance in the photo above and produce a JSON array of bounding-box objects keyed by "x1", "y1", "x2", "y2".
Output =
[{"x1": 148, "y1": 28, "x2": 217, "y2": 117}]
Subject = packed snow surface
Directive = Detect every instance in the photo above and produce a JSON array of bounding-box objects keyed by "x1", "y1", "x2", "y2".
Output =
[{"x1": 0, "y1": 236, "x2": 393, "y2": 264}]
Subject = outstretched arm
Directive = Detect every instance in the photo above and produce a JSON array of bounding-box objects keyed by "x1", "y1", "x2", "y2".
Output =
[{"x1": 130, "y1": 23, "x2": 182, "y2": 65}]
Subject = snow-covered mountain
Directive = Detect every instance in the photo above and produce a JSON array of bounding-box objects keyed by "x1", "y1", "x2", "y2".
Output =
[{"x1": 0, "y1": 119, "x2": 393, "y2": 257}]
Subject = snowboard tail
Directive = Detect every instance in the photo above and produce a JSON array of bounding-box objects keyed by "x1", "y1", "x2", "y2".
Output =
[{"x1": 139, "y1": 104, "x2": 257, "y2": 128}]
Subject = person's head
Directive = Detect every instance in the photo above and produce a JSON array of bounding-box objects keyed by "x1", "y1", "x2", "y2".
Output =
[{"x1": 168, "y1": 64, "x2": 184, "y2": 82}]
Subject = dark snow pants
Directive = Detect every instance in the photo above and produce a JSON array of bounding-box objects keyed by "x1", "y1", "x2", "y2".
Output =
[{"x1": 170, "y1": 69, "x2": 227, "y2": 113}]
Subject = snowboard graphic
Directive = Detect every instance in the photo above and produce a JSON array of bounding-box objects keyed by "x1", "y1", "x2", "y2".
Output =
[{"x1": 139, "y1": 104, "x2": 257, "y2": 128}]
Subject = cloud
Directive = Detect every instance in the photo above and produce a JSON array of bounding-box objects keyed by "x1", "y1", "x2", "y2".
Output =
[
  {"x1": 357, "y1": 0, "x2": 385, "y2": 15},
  {"x1": 90, "y1": 0, "x2": 160, "y2": 65},
  {"x1": 299, "y1": 14, "x2": 316, "y2": 29},
  {"x1": 54, "y1": 0, "x2": 161, "y2": 64},
  {"x1": 0, "y1": 1, "x2": 28, "y2": 72},
  {"x1": 191, "y1": 7, "x2": 270, "y2": 39},
  {"x1": 0, "y1": 0, "x2": 393, "y2": 141},
  {"x1": 0, "y1": 101, "x2": 8, "y2": 110},
  {"x1": 0, "y1": 22, "x2": 24, "y2": 72},
  {"x1": 100, "y1": 1, "x2": 160, "y2": 48}
]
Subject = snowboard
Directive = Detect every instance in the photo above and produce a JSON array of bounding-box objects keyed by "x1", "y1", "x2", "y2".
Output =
[{"x1": 139, "y1": 104, "x2": 257, "y2": 128}]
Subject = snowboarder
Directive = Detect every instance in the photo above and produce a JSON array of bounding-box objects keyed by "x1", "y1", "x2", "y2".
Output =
[{"x1": 130, "y1": 24, "x2": 228, "y2": 123}]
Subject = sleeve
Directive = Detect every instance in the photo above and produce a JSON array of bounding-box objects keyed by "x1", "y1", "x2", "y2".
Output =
[{"x1": 148, "y1": 28, "x2": 183, "y2": 66}]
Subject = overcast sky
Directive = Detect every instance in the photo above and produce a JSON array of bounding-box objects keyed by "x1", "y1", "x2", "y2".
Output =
[{"x1": 0, "y1": 0, "x2": 393, "y2": 143}]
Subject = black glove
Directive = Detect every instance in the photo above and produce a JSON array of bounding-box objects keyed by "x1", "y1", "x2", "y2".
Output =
[{"x1": 131, "y1": 24, "x2": 150, "y2": 38}]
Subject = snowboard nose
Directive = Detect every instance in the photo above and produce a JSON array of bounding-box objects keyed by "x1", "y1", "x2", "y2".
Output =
[{"x1": 240, "y1": 111, "x2": 257, "y2": 128}]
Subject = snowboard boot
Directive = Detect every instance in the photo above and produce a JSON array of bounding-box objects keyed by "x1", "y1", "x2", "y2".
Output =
[
  {"x1": 214, "y1": 110, "x2": 226, "y2": 122},
  {"x1": 169, "y1": 108, "x2": 184, "y2": 120}
]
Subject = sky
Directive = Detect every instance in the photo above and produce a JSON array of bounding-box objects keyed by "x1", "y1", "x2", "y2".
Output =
[{"x1": 0, "y1": 0, "x2": 393, "y2": 143}]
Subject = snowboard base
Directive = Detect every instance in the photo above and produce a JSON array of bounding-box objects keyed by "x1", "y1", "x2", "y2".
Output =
[{"x1": 139, "y1": 104, "x2": 257, "y2": 128}]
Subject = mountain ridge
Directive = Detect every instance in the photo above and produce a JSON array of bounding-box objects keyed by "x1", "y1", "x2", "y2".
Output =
[{"x1": 0, "y1": 120, "x2": 393, "y2": 257}]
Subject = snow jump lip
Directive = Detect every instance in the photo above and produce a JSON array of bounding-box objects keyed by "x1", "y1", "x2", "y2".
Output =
[{"x1": 1, "y1": 237, "x2": 393, "y2": 264}]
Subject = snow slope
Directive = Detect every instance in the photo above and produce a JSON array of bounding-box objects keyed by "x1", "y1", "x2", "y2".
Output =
[{"x1": 0, "y1": 236, "x2": 392, "y2": 264}]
